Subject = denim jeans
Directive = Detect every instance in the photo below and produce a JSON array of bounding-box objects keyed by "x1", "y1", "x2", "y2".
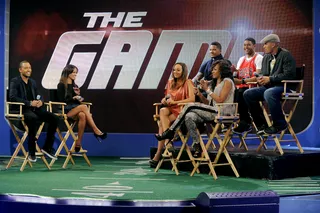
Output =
[{"x1": 243, "y1": 86, "x2": 286, "y2": 128}]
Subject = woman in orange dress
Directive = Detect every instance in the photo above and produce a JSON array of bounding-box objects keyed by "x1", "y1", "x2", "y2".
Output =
[{"x1": 150, "y1": 62, "x2": 195, "y2": 166}]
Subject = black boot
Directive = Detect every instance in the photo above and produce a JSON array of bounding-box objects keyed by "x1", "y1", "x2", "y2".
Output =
[{"x1": 154, "y1": 129, "x2": 175, "y2": 141}]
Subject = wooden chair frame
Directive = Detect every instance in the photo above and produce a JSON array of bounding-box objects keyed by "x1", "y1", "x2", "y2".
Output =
[
  {"x1": 190, "y1": 103, "x2": 240, "y2": 180},
  {"x1": 153, "y1": 103, "x2": 200, "y2": 175},
  {"x1": 243, "y1": 65, "x2": 305, "y2": 155},
  {"x1": 5, "y1": 102, "x2": 51, "y2": 171},
  {"x1": 48, "y1": 101, "x2": 92, "y2": 168}
]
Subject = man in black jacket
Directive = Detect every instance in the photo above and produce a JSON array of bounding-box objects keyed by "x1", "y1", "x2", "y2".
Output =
[
  {"x1": 242, "y1": 34, "x2": 296, "y2": 135},
  {"x1": 9, "y1": 60, "x2": 59, "y2": 162}
]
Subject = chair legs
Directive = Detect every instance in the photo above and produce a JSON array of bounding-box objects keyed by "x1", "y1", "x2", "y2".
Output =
[
  {"x1": 6, "y1": 119, "x2": 51, "y2": 171},
  {"x1": 62, "y1": 119, "x2": 91, "y2": 168},
  {"x1": 191, "y1": 123, "x2": 239, "y2": 180},
  {"x1": 155, "y1": 130, "x2": 199, "y2": 175}
]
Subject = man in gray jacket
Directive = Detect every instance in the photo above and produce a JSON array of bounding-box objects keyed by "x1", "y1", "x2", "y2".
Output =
[{"x1": 242, "y1": 34, "x2": 296, "y2": 135}]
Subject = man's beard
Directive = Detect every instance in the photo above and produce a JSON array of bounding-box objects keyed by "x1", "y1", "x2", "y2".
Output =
[{"x1": 22, "y1": 73, "x2": 30, "y2": 78}]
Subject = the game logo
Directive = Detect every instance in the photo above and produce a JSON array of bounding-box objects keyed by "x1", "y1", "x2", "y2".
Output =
[{"x1": 41, "y1": 12, "x2": 272, "y2": 90}]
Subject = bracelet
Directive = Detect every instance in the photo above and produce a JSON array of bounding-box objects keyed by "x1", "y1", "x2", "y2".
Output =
[
  {"x1": 241, "y1": 78, "x2": 246, "y2": 84},
  {"x1": 206, "y1": 88, "x2": 212, "y2": 94},
  {"x1": 208, "y1": 91, "x2": 213, "y2": 96}
]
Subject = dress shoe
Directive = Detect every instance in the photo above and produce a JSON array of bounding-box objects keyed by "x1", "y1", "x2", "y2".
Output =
[
  {"x1": 154, "y1": 128, "x2": 175, "y2": 141},
  {"x1": 75, "y1": 144, "x2": 81, "y2": 152},
  {"x1": 94, "y1": 132, "x2": 107, "y2": 142}
]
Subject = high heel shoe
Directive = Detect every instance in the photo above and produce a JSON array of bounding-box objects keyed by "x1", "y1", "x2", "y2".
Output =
[
  {"x1": 75, "y1": 144, "x2": 81, "y2": 152},
  {"x1": 154, "y1": 129, "x2": 175, "y2": 141},
  {"x1": 149, "y1": 159, "x2": 159, "y2": 168},
  {"x1": 94, "y1": 132, "x2": 107, "y2": 142},
  {"x1": 193, "y1": 143, "x2": 202, "y2": 157}
]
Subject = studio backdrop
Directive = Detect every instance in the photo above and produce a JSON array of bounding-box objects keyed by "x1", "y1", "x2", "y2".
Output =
[{"x1": 8, "y1": 0, "x2": 312, "y2": 133}]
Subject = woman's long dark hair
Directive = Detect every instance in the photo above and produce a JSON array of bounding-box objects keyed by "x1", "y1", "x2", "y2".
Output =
[
  {"x1": 59, "y1": 64, "x2": 78, "y2": 97},
  {"x1": 170, "y1": 62, "x2": 188, "y2": 90},
  {"x1": 210, "y1": 60, "x2": 233, "y2": 89}
]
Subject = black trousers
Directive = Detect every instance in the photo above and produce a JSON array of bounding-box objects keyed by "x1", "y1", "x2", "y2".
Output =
[
  {"x1": 235, "y1": 88, "x2": 251, "y2": 124},
  {"x1": 23, "y1": 107, "x2": 59, "y2": 155}
]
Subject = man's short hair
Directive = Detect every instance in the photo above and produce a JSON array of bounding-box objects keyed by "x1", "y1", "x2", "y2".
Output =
[
  {"x1": 210, "y1": 41, "x2": 222, "y2": 50},
  {"x1": 19, "y1": 60, "x2": 30, "y2": 68},
  {"x1": 244, "y1": 37, "x2": 256, "y2": 45}
]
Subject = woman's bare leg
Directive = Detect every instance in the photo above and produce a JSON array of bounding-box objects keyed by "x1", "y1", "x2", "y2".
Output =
[
  {"x1": 76, "y1": 112, "x2": 86, "y2": 146},
  {"x1": 152, "y1": 108, "x2": 176, "y2": 161},
  {"x1": 67, "y1": 105, "x2": 102, "y2": 134}
]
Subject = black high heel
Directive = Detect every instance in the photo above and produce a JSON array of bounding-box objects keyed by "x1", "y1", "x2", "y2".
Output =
[
  {"x1": 94, "y1": 132, "x2": 107, "y2": 142},
  {"x1": 75, "y1": 144, "x2": 81, "y2": 152},
  {"x1": 193, "y1": 143, "x2": 202, "y2": 157},
  {"x1": 154, "y1": 129, "x2": 175, "y2": 141}
]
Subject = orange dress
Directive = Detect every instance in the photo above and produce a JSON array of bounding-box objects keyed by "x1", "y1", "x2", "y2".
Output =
[{"x1": 165, "y1": 79, "x2": 193, "y2": 117}]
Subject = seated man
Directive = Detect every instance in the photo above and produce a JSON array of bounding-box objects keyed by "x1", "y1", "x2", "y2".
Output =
[
  {"x1": 243, "y1": 34, "x2": 296, "y2": 135},
  {"x1": 9, "y1": 60, "x2": 59, "y2": 162},
  {"x1": 192, "y1": 41, "x2": 231, "y2": 98},
  {"x1": 232, "y1": 37, "x2": 263, "y2": 134}
]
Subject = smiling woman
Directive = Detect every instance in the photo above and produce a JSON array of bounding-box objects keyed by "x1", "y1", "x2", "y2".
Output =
[
  {"x1": 57, "y1": 64, "x2": 108, "y2": 152},
  {"x1": 150, "y1": 62, "x2": 195, "y2": 165}
]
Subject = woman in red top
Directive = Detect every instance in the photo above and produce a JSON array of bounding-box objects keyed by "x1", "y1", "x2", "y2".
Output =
[{"x1": 150, "y1": 62, "x2": 195, "y2": 166}]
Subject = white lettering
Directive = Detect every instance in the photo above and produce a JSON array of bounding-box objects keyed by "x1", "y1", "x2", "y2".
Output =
[
  {"x1": 41, "y1": 31, "x2": 105, "y2": 89},
  {"x1": 122, "y1": 12, "x2": 147, "y2": 27},
  {"x1": 88, "y1": 30, "x2": 153, "y2": 89}
]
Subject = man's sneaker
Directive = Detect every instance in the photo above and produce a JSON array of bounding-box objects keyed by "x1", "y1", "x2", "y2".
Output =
[
  {"x1": 256, "y1": 124, "x2": 268, "y2": 135},
  {"x1": 232, "y1": 121, "x2": 252, "y2": 135},
  {"x1": 41, "y1": 149, "x2": 57, "y2": 160},
  {"x1": 263, "y1": 125, "x2": 287, "y2": 135},
  {"x1": 28, "y1": 155, "x2": 37, "y2": 163}
]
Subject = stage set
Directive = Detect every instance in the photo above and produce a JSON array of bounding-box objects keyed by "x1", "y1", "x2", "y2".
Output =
[{"x1": 1, "y1": 0, "x2": 320, "y2": 213}]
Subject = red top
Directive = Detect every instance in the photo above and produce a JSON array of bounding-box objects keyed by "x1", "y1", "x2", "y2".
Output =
[
  {"x1": 165, "y1": 79, "x2": 193, "y2": 117},
  {"x1": 236, "y1": 54, "x2": 258, "y2": 89}
]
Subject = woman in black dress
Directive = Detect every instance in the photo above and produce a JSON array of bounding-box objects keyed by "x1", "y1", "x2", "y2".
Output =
[{"x1": 57, "y1": 64, "x2": 107, "y2": 152}]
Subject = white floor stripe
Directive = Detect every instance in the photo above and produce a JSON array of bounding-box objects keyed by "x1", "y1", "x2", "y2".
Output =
[
  {"x1": 80, "y1": 177, "x2": 166, "y2": 181},
  {"x1": 93, "y1": 170, "x2": 152, "y2": 173},
  {"x1": 112, "y1": 161, "x2": 143, "y2": 164},
  {"x1": 52, "y1": 189, "x2": 153, "y2": 193},
  {"x1": 274, "y1": 190, "x2": 320, "y2": 192},
  {"x1": 270, "y1": 186, "x2": 320, "y2": 189},
  {"x1": 269, "y1": 184, "x2": 320, "y2": 187}
]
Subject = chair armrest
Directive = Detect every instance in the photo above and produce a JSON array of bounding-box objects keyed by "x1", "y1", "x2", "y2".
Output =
[
  {"x1": 281, "y1": 80, "x2": 303, "y2": 83},
  {"x1": 5, "y1": 102, "x2": 25, "y2": 117},
  {"x1": 215, "y1": 103, "x2": 238, "y2": 118},
  {"x1": 49, "y1": 101, "x2": 67, "y2": 105},
  {"x1": 6, "y1": 102, "x2": 25, "y2": 105},
  {"x1": 81, "y1": 102, "x2": 92, "y2": 105},
  {"x1": 153, "y1": 103, "x2": 162, "y2": 106}
]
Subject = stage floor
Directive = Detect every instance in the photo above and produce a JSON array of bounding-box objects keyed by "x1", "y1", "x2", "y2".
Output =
[{"x1": 1, "y1": 156, "x2": 320, "y2": 200}]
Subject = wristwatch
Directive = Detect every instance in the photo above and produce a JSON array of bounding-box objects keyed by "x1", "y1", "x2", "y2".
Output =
[
  {"x1": 241, "y1": 78, "x2": 246, "y2": 84},
  {"x1": 29, "y1": 101, "x2": 32, "y2": 106}
]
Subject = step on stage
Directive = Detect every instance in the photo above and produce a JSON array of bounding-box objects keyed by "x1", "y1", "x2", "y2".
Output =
[{"x1": 150, "y1": 145, "x2": 320, "y2": 180}]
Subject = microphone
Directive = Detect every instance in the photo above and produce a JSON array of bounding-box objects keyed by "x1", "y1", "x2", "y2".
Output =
[
  {"x1": 253, "y1": 72, "x2": 262, "y2": 78},
  {"x1": 165, "y1": 94, "x2": 171, "y2": 100},
  {"x1": 36, "y1": 95, "x2": 41, "y2": 100},
  {"x1": 233, "y1": 71, "x2": 238, "y2": 78}
]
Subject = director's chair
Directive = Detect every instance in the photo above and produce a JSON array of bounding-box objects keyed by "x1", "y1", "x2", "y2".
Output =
[
  {"x1": 48, "y1": 90, "x2": 92, "y2": 168},
  {"x1": 190, "y1": 103, "x2": 240, "y2": 180},
  {"x1": 5, "y1": 102, "x2": 51, "y2": 171},
  {"x1": 256, "y1": 65, "x2": 305, "y2": 154},
  {"x1": 153, "y1": 103, "x2": 200, "y2": 175},
  {"x1": 240, "y1": 65, "x2": 305, "y2": 155}
]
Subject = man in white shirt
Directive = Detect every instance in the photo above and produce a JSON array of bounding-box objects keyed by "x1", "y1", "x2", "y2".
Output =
[{"x1": 232, "y1": 37, "x2": 263, "y2": 134}]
